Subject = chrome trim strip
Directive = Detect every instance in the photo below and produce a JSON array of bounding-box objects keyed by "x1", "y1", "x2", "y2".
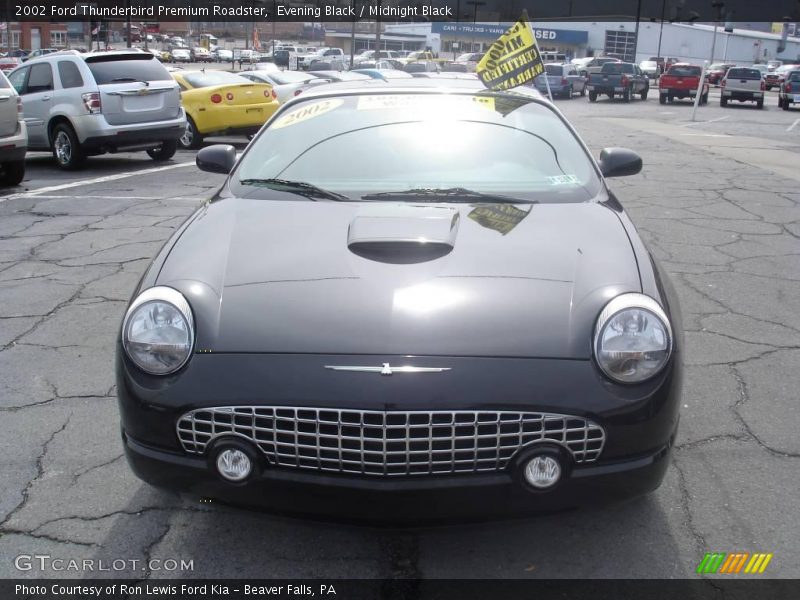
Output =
[
  {"x1": 176, "y1": 406, "x2": 606, "y2": 477},
  {"x1": 324, "y1": 363, "x2": 451, "y2": 375}
]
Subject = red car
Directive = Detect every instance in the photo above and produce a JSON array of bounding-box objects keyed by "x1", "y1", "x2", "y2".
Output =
[
  {"x1": 659, "y1": 63, "x2": 709, "y2": 104},
  {"x1": 706, "y1": 63, "x2": 736, "y2": 85},
  {"x1": 766, "y1": 64, "x2": 800, "y2": 90},
  {"x1": 0, "y1": 56, "x2": 21, "y2": 72}
]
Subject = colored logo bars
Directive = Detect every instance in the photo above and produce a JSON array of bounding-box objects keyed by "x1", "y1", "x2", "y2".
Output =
[{"x1": 696, "y1": 552, "x2": 773, "y2": 574}]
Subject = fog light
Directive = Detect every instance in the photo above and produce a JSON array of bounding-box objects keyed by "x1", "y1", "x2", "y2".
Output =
[
  {"x1": 216, "y1": 448, "x2": 252, "y2": 482},
  {"x1": 523, "y1": 455, "x2": 562, "y2": 489}
]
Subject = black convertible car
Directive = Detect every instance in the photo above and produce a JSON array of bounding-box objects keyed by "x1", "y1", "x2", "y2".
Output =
[{"x1": 117, "y1": 80, "x2": 682, "y2": 521}]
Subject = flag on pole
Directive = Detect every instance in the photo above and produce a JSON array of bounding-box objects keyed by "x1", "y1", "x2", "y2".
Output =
[{"x1": 476, "y1": 12, "x2": 545, "y2": 91}]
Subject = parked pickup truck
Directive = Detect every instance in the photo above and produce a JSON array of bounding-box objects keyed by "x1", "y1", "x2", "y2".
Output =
[
  {"x1": 720, "y1": 67, "x2": 765, "y2": 109},
  {"x1": 586, "y1": 62, "x2": 649, "y2": 102},
  {"x1": 659, "y1": 63, "x2": 709, "y2": 104}
]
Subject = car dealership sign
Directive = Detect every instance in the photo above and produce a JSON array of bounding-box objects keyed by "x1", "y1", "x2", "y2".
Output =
[{"x1": 431, "y1": 22, "x2": 588, "y2": 45}]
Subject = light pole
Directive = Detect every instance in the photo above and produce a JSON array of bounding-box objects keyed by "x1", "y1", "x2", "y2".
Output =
[
  {"x1": 375, "y1": 0, "x2": 381, "y2": 56},
  {"x1": 466, "y1": 0, "x2": 485, "y2": 53},
  {"x1": 709, "y1": 2, "x2": 724, "y2": 65},
  {"x1": 125, "y1": 0, "x2": 132, "y2": 49},
  {"x1": 656, "y1": 0, "x2": 666, "y2": 72},
  {"x1": 632, "y1": 0, "x2": 642, "y2": 63},
  {"x1": 350, "y1": 0, "x2": 356, "y2": 68},
  {"x1": 5, "y1": 0, "x2": 13, "y2": 56}
]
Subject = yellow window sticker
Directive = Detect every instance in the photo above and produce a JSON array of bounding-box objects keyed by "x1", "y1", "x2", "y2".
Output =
[{"x1": 271, "y1": 98, "x2": 343, "y2": 129}]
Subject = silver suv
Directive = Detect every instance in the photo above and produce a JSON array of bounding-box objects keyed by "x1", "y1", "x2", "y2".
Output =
[
  {"x1": 0, "y1": 70, "x2": 27, "y2": 186},
  {"x1": 7, "y1": 50, "x2": 185, "y2": 169}
]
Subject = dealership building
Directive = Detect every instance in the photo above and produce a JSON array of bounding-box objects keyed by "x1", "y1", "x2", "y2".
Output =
[{"x1": 373, "y1": 20, "x2": 800, "y2": 65}]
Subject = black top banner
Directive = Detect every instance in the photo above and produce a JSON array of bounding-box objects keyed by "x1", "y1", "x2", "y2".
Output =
[{"x1": 1, "y1": 0, "x2": 799, "y2": 23}]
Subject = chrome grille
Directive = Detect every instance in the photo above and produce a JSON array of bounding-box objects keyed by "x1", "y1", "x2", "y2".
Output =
[{"x1": 177, "y1": 407, "x2": 605, "y2": 477}]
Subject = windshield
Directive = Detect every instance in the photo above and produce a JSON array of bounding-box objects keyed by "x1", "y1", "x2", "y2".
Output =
[
  {"x1": 727, "y1": 68, "x2": 760, "y2": 79},
  {"x1": 601, "y1": 63, "x2": 633, "y2": 74},
  {"x1": 232, "y1": 93, "x2": 602, "y2": 203},
  {"x1": 667, "y1": 65, "x2": 702, "y2": 77},
  {"x1": 182, "y1": 71, "x2": 252, "y2": 88},
  {"x1": 85, "y1": 56, "x2": 172, "y2": 84},
  {"x1": 269, "y1": 71, "x2": 318, "y2": 85}
]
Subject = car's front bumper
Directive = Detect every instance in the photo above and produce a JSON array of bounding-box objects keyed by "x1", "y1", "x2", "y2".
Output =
[
  {"x1": 124, "y1": 428, "x2": 675, "y2": 523},
  {"x1": 117, "y1": 351, "x2": 681, "y2": 520}
]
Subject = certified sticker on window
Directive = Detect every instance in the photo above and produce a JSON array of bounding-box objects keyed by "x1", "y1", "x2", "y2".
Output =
[
  {"x1": 547, "y1": 174, "x2": 580, "y2": 186},
  {"x1": 272, "y1": 99, "x2": 343, "y2": 129},
  {"x1": 356, "y1": 95, "x2": 497, "y2": 113}
]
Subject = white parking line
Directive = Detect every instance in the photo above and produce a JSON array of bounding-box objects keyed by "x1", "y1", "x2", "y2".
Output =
[
  {"x1": 681, "y1": 115, "x2": 730, "y2": 128},
  {"x1": 788, "y1": 119, "x2": 800, "y2": 132},
  {"x1": 0, "y1": 161, "x2": 194, "y2": 204}
]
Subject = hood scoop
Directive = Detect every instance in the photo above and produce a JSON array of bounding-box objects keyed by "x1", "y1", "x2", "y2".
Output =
[{"x1": 347, "y1": 206, "x2": 460, "y2": 264}]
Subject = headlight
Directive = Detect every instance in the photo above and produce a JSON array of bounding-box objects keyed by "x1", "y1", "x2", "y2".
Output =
[
  {"x1": 593, "y1": 293, "x2": 672, "y2": 384},
  {"x1": 122, "y1": 286, "x2": 194, "y2": 375}
]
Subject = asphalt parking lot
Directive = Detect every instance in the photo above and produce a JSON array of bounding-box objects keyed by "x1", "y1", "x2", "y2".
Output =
[{"x1": 1, "y1": 84, "x2": 799, "y2": 580}]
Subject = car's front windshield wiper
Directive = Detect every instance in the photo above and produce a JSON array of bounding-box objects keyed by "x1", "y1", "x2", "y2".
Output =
[
  {"x1": 360, "y1": 187, "x2": 537, "y2": 204},
  {"x1": 238, "y1": 178, "x2": 350, "y2": 201}
]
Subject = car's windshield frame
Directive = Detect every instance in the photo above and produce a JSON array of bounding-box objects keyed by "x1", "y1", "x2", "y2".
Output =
[{"x1": 228, "y1": 90, "x2": 605, "y2": 205}]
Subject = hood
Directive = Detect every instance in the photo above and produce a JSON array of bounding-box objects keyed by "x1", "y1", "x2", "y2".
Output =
[{"x1": 157, "y1": 197, "x2": 641, "y2": 358}]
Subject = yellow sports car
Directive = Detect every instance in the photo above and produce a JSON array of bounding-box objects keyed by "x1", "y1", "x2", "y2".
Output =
[{"x1": 172, "y1": 70, "x2": 279, "y2": 149}]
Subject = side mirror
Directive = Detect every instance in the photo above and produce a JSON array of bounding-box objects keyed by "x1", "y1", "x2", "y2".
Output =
[
  {"x1": 196, "y1": 144, "x2": 237, "y2": 174},
  {"x1": 598, "y1": 147, "x2": 642, "y2": 178}
]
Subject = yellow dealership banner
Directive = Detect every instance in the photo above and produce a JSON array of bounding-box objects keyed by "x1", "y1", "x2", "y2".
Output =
[{"x1": 476, "y1": 13, "x2": 545, "y2": 90}]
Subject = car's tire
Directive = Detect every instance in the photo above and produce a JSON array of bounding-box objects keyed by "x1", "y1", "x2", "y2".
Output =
[
  {"x1": 589, "y1": 90, "x2": 597, "y2": 102},
  {"x1": 640, "y1": 86, "x2": 648, "y2": 100},
  {"x1": 721, "y1": 98, "x2": 728, "y2": 107},
  {"x1": 51, "y1": 123, "x2": 85, "y2": 170},
  {"x1": 659, "y1": 95, "x2": 666, "y2": 104},
  {"x1": 179, "y1": 117, "x2": 203, "y2": 150},
  {"x1": 757, "y1": 99, "x2": 764, "y2": 109},
  {"x1": 146, "y1": 140, "x2": 178, "y2": 161},
  {"x1": 1, "y1": 160, "x2": 25, "y2": 186}
]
